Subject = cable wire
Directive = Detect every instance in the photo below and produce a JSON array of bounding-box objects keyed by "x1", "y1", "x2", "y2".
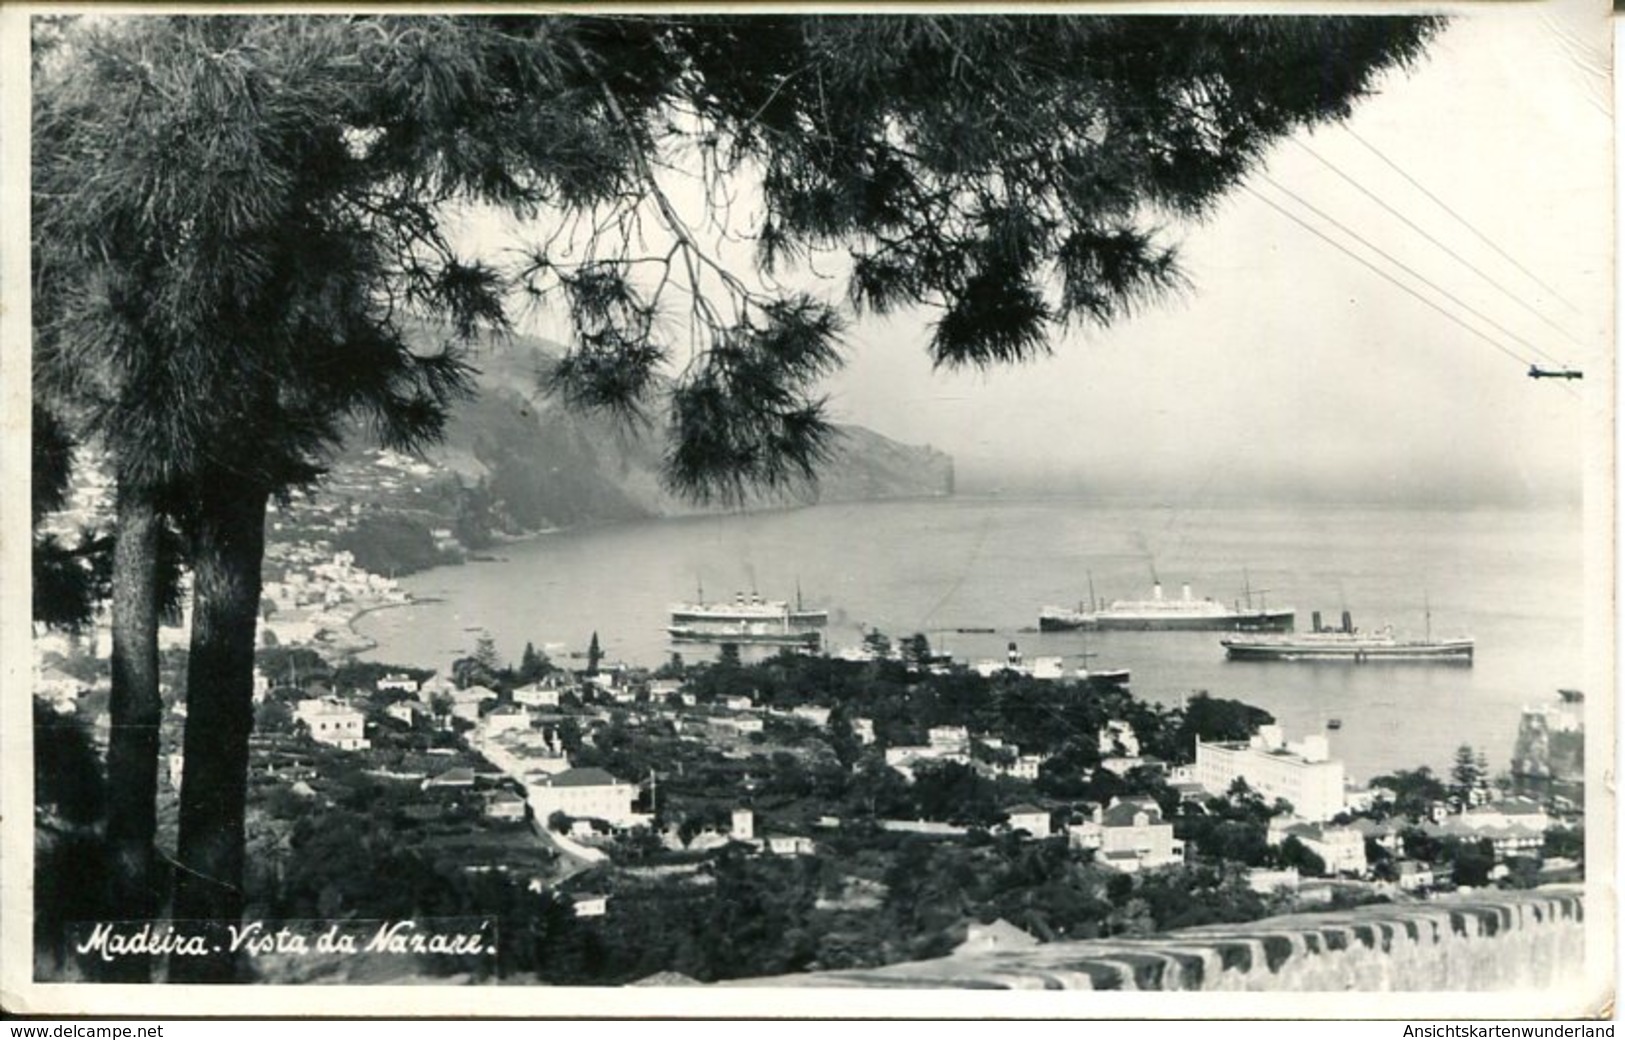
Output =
[
  {"x1": 1258, "y1": 173, "x2": 1563, "y2": 367},
  {"x1": 1243, "y1": 182, "x2": 1537, "y2": 373},
  {"x1": 1343, "y1": 125, "x2": 1579, "y2": 312},
  {"x1": 1292, "y1": 137, "x2": 1585, "y2": 348}
]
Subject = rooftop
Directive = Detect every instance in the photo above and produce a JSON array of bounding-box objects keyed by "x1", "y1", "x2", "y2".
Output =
[{"x1": 542, "y1": 767, "x2": 625, "y2": 788}]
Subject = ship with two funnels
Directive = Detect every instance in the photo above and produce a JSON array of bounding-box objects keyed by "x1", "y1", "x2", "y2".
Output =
[
  {"x1": 1220, "y1": 609, "x2": 1474, "y2": 663},
  {"x1": 667, "y1": 588, "x2": 828, "y2": 650},
  {"x1": 1039, "y1": 581, "x2": 1295, "y2": 632}
]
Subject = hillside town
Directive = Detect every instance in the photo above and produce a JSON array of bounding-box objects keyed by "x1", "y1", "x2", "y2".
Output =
[{"x1": 33, "y1": 549, "x2": 1587, "y2": 984}]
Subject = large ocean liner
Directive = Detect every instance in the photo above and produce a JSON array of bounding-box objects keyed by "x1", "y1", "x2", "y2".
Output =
[
  {"x1": 1220, "y1": 610, "x2": 1474, "y2": 663},
  {"x1": 668, "y1": 589, "x2": 828, "y2": 650},
  {"x1": 1040, "y1": 582, "x2": 1295, "y2": 632}
]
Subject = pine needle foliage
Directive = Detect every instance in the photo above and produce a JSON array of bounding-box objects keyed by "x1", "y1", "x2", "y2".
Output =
[
  {"x1": 31, "y1": 12, "x2": 1441, "y2": 981},
  {"x1": 508, "y1": 13, "x2": 1441, "y2": 498},
  {"x1": 37, "y1": 13, "x2": 1442, "y2": 506}
]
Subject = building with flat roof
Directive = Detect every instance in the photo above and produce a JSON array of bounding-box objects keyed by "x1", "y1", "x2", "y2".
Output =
[{"x1": 1194, "y1": 725, "x2": 1345, "y2": 821}]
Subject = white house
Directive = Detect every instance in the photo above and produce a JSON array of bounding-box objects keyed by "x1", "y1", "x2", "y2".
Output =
[
  {"x1": 1462, "y1": 797, "x2": 1552, "y2": 835},
  {"x1": 1004, "y1": 804, "x2": 1052, "y2": 838},
  {"x1": 1269, "y1": 818, "x2": 1367, "y2": 876},
  {"x1": 512, "y1": 680, "x2": 563, "y2": 708},
  {"x1": 376, "y1": 673, "x2": 420, "y2": 695},
  {"x1": 1002, "y1": 754, "x2": 1044, "y2": 781},
  {"x1": 385, "y1": 699, "x2": 430, "y2": 727},
  {"x1": 851, "y1": 718, "x2": 877, "y2": 745},
  {"x1": 526, "y1": 767, "x2": 642, "y2": 826},
  {"x1": 764, "y1": 835, "x2": 815, "y2": 857},
  {"x1": 294, "y1": 697, "x2": 370, "y2": 750},
  {"x1": 485, "y1": 789, "x2": 527, "y2": 821},
  {"x1": 1096, "y1": 797, "x2": 1184, "y2": 872}
]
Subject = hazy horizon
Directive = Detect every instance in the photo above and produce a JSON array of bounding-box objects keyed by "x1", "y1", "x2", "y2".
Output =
[
  {"x1": 818, "y1": 4, "x2": 1609, "y2": 513},
  {"x1": 455, "y1": 3, "x2": 1608, "y2": 515}
]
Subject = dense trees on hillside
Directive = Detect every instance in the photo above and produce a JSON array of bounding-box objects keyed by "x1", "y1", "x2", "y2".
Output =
[{"x1": 33, "y1": 13, "x2": 1439, "y2": 980}]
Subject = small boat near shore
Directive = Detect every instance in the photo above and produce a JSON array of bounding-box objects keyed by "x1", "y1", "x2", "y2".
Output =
[{"x1": 1077, "y1": 667, "x2": 1132, "y2": 686}]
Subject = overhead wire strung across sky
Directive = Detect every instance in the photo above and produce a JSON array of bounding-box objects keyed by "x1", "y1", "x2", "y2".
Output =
[
  {"x1": 1256, "y1": 170, "x2": 1562, "y2": 368},
  {"x1": 1288, "y1": 135, "x2": 1586, "y2": 349},
  {"x1": 1341, "y1": 125, "x2": 1581, "y2": 313},
  {"x1": 1244, "y1": 182, "x2": 1575, "y2": 401},
  {"x1": 1246, "y1": 126, "x2": 1584, "y2": 389}
]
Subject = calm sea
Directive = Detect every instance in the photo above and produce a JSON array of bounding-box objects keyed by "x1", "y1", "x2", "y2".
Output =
[{"x1": 356, "y1": 496, "x2": 1590, "y2": 783}]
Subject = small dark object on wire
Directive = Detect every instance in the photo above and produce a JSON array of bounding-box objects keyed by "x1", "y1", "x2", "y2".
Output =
[{"x1": 1528, "y1": 365, "x2": 1583, "y2": 380}]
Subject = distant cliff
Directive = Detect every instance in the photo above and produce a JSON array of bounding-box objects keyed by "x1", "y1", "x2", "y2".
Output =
[{"x1": 324, "y1": 330, "x2": 952, "y2": 572}]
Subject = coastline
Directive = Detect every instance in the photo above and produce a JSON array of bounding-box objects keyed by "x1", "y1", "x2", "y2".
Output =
[{"x1": 334, "y1": 595, "x2": 442, "y2": 660}]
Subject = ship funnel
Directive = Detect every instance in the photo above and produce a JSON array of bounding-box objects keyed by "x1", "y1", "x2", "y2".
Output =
[
  {"x1": 1181, "y1": 583, "x2": 1192, "y2": 602},
  {"x1": 1312, "y1": 611, "x2": 1322, "y2": 633},
  {"x1": 1341, "y1": 610, "x2": 1353, "y2": 634},
  {"x1": 1153, "y1": 583, "x2": 1164, "y2": 601}
]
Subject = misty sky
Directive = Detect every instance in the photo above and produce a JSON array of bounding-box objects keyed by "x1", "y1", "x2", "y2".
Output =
[
  {"x1": 482, "y1": 3, "x2": 1611, "y2": 507},
  {"x1": 820, "y1": 3, "x2": 1611, "y2": 505}
]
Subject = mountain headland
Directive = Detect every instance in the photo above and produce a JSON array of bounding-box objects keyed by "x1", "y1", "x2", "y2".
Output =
[{"x1": 294, "y1": 329, "x2": 954, "y2": 576}]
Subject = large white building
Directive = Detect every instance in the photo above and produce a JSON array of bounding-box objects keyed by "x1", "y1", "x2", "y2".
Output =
[
  {"x1": 1194, "y1": 725, "x2": 1346, "y2": 821},
  {"x1": 525, "y1": 767, "x2": 642, "y2": 826}
]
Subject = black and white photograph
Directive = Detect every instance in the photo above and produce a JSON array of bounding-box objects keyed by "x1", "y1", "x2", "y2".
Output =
[{"x1": 1, "y1": 0, "x2": 1614, "y2": 1019}]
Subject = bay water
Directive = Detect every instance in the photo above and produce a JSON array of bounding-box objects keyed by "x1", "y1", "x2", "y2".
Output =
[{"x1": 357, "y1": 496, "x2": 1588, "y2": 784}]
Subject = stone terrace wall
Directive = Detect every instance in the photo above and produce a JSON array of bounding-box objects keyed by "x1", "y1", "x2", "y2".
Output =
[{"x1": 741, "y1": 887, "x2": 1584, "y2": 991}]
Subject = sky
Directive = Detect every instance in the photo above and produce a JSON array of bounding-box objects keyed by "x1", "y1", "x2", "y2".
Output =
[
  {"x1": 806, "y1": 2, "x2": 1613, "y2": 506},
  {"x1": 489, "y1": 2, "x2": 1612, "y2": 508}
]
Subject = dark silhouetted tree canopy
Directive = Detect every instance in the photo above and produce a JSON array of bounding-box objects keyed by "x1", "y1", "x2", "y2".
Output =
[
  {"x1": 32, "y1": 12, "x2": 1440, "y2": 981},
  {"x1": 37, "y1": 13, "x2": 1442, "y2": 507}
]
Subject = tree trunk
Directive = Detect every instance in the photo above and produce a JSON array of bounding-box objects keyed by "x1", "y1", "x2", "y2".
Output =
[
  {"x1": 100, "y1": 482, "x2": 164, "y2": 983},
  {"x1": 169, "y1": 485, "x2": 267, "y2": 984}
]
